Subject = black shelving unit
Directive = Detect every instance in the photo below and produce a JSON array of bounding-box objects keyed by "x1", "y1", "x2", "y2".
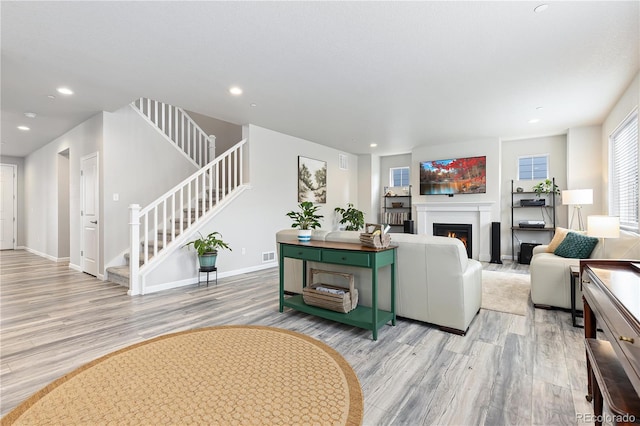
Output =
[
  {"x1": 511, "y1": 179, "x2": 556, "y2": 262},
  {"x1": 382, "y1": 185, "x2": 412, "y2": 233}
]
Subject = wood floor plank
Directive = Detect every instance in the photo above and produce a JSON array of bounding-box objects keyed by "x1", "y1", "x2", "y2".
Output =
[{"x1": 0, "y1": 250, "x2": 596, "y2": 425}]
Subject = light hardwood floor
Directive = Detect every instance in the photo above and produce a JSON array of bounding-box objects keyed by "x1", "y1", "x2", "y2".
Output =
[{"x1": 1, "y1": 250, "x2": 596, "y2": 424}]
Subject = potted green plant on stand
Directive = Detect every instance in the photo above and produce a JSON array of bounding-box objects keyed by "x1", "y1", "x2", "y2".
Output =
[
  {"x1": 334, "y1": 203, "x2": 365, "y2": 231},
  {"x1": 286, "y1": 201, "x2": 323, "y2": 242},
  {"x1": 184, "y1": 231, "x2": 231, "y2": 270}
]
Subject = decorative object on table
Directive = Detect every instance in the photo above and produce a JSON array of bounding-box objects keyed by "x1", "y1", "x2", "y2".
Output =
[
  {"x1": 562, "y1": 189, "x2": 593, "y2": 231},
  {"x1": 532, "y1": 179, "x2": 560, "y2": 197},
  {"x1": 2, "y1": 326, "x2": 363, "y2": 426},
  {"x1": 334, "y1": 203, "x2": 365, "y2": 231},
  {"x1": 359, "y1": 223, "x2": 391, "y2": 248},
  {"x1": 298, "y1": 156, "x2": 327, "y2": 203},
  {"x1": 302, "y1": 269, "x2": 358, "y2": 313},
  {"x1": 286, "y1": 201, "x2": 324, "y2": 242},
  {"x1": 587, "y1": 215, "x2": 620, "y2": 257},
  {"x1": 184, "y1": 231, "x2": 231, "y2": 269}
]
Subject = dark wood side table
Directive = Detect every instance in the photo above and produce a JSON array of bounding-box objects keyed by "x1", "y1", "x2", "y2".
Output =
[{"x1": 570, "y1": 265, "x2": 583, "y2": 328}]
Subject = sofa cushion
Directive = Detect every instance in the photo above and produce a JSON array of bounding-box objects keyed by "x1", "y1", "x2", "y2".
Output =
[
  {"x1": 554, "y1": 232, "x2": 599, "y2": 259},
  {"x1": 546, "y1": 227, "x2": 570, "y2": 252}
]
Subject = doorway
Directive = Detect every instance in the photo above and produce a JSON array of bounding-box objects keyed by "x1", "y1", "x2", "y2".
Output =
[{"x1": 0, "y1": 164, "x2": 17, "y2": 250}]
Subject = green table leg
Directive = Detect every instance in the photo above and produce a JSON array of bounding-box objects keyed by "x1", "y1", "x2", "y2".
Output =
[
  {"x1": 372, "y1": 261, "x2": 378, "y2": 341},
  {"x1": 279, "y1": 245, "x2": 284, "y2": 312},
  {"x1": 391, "y1": 252, "x2": 396, "y2": 326}
]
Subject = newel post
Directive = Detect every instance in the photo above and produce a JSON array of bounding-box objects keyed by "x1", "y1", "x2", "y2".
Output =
[
  {"x1": 208, "y1": 135, "x2": 216, "y2": 164},
  {"x1": 129, "y1": 204, "x2": 140, "y2": 296}
]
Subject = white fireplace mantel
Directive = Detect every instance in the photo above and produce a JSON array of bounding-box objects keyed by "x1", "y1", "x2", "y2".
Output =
[{"x1": 414, "y1": 202, "x2": 495, "y2": 261}]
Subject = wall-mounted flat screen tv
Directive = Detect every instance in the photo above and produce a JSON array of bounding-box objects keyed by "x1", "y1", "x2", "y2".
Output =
[{"x1": 419, "y1": 156, "x2": 486, "y2": 195}]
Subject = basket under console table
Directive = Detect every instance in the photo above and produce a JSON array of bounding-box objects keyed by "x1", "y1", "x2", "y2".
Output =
[{"x1": 278, "y1": 240, "x2": 397, "y2": 340}]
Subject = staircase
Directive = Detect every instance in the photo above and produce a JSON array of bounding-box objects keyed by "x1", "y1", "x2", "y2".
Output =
[{"x1": 105, "y1": 98, "x2": 248, "y2": 295}]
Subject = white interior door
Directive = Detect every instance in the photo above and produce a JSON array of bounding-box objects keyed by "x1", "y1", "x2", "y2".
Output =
[
  {"x1": 81, "y1": 153, "x2": 99, "y2": 276},
  {"x1": 0, "y1": 164, "x2": 16, "y2": 250}
]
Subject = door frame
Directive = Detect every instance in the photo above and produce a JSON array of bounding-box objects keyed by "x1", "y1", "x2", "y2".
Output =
[
  {"x1": 80, "y1": 152, "x2": 100, "y2": 276},
  {"x1": 0, "y1": 163, "x2": 17, "y2": 250}
]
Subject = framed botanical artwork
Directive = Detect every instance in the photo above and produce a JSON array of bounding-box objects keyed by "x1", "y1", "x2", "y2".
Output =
[{"x1": 298, "y1": 156, "x2": 327, "y2": 203}]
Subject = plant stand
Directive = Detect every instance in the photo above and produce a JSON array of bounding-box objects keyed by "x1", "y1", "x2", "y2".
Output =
[{"x1": 199, "y1": 266, "x2": 218, "y2": 287}]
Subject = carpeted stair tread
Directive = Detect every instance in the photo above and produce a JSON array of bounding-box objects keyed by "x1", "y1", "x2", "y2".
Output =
[{"x1": 106, "y1": 266, "x2": 129, "y2": 287}]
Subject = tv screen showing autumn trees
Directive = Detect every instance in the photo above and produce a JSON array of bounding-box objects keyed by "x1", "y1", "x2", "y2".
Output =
[{"x1": 419, "y1": 156, "x2": 486, "y2": 195}]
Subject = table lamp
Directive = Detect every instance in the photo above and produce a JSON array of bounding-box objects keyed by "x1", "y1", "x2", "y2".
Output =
[
  {"x1": 562, "y1": 189, "x2": 593, "y2": 231},
  {"x1": 587, "y1": 215, "x2": 620, "y2": 258}
]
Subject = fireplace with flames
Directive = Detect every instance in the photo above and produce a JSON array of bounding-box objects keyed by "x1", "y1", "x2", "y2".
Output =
[{"x1": 433, "y1": 223, "x2": 472, "y2": 258}]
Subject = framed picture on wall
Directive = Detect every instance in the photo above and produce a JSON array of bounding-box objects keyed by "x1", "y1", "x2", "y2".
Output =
[{"x1": 298, "y1": 156, "x2": 327, "y2": 203}]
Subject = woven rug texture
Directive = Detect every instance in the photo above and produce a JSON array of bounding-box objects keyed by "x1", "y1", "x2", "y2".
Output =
[
  {"x1": 481, "y1": 270, "x2": 531, "y2": 316},
  {"x1": 2, "y1": 325, "x2": 363, "y2": 426}
]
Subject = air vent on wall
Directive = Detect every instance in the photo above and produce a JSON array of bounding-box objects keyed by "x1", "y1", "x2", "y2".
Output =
[
  {"x1": 262, "y1": 251, "x2": 275, "y2": 263},
  {"x1": 339, "y1": 154, "x2": 348, "y2": 170}
]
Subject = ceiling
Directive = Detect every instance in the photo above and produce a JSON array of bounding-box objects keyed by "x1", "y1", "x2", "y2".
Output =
[{"x1": 1, "y1": 1, "x2": 638, "y2": 158}]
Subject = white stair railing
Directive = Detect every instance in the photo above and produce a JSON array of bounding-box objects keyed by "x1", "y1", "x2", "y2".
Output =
[
  {"x1": 132, "y1": 97, "x2": 215, "y2": 167},
  {"x1": 128, "y1": 139, "x2": 247, "y2": 295}
]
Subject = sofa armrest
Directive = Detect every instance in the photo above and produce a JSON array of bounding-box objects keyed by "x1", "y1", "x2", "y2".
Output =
[{"x1": 533, "y1": 245, "x2": 548, "y2": 255}]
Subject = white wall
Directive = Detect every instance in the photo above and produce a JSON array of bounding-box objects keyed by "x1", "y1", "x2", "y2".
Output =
[
  {"x1": 501, "y1": 134, "x2": 567, "y2": 259},
  {"x1": 24, "y1": 113, "x2": 103, "y2": 265},
  {"x1": 102, "y1": 105, "x2": 198, "y2": 268},
  {"x1": 567, "y1": 125, "x2": 603, "y2": 219},
  {"x1": 357, "y1": 154, "x2": 380, "y2": 225},
  {"x1": 602, "y1": 72, "x2": 639, "y2": 216},
  {"x1": 144, "y1": 124, "x2": 360, "y2": 291},
  {"x1": 186, "y1": 110, "x2": 243, "y2": 157},
  {"x1": 0, "y1": 155, "x2": 25, "y2": 247}
]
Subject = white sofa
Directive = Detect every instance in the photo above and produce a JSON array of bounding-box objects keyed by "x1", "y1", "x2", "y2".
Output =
[
  {"x1": 276, "y1": 229, "x2": 483, "y2": 335},
  {"x1": 530, "y1": 230, "x2": 640, "y2": 309}
]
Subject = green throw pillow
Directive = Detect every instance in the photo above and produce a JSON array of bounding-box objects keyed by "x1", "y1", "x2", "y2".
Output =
[{"x1": 553, "y1": 232, "x2": 599, "y2": 259}]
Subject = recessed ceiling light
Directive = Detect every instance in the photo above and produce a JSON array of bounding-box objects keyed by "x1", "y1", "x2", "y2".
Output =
[
  {"x1": 536, "y1": 106, "x2": 544, "y2": 111},
  {"x1": 534, "y1": 4, "x2": 549, "y2": 13},
  {"x1": 17, "y1": 125, "x2": 30, "y2": 131},
  {"x1": 47, "y1": 95, "x2": 56, "y2": 99},
  {"x1": 57, "y1": 87, "x2": 73, "y2": 95},
  {"x1": 24, "y1": 112, "x2": 37, "y2": 118},
  {"x1": 370, "y1": 143, "x2": 377, "y2": 147},
  {"x1": 528, "y1": 118, "x2": 540, "y2": 124},
  {"x1": 229, "y1": 86, "x2": 243, "y2": 96},
  {"x1": 250, "y1": 103, "x2": 257, "y2": 107}
]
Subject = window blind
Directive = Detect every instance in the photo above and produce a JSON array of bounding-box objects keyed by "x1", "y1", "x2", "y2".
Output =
[{"x1": 609, "y1": 110, "x2": 639, "y2": 232}]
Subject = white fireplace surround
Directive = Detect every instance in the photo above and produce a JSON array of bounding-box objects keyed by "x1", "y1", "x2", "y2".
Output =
[{"x1": 415, "y1": 202, "x2": 494, "y2": 261}]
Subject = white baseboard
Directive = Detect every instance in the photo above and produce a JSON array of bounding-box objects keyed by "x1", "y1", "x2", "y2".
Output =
[
  {"x1": 69, "y1": 263, "x2": 82, "y2": 272},
  {"x1": 141, "y1": 262, "x2": 278, "y2": 295},
  {"x1": 24, "y1": 247, "x2": 68, "y2": 263}
]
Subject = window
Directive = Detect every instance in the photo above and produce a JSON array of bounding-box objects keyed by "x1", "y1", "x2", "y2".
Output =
[
  {"x1": 518, "y1": 155, "x2": 548, "y2": 180},
  {"x1": 609, "y1": 110, "x2": 638, "y2": 232},
  {"x1": 390, "y1": 167, "x2": 410, "y2": 187}
]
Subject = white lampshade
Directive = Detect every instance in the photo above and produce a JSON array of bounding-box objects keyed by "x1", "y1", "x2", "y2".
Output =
[
  {"x1": 562, "y1": 189, "x2": 593, "y2": 205},
  {"x1": 587, "y1": 215, "x2": 620, "y2": 238}
]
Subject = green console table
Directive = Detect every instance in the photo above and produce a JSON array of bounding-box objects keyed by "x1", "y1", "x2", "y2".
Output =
[{"x1": 278, "y1": 240, "x2": 396, "y2": 340}]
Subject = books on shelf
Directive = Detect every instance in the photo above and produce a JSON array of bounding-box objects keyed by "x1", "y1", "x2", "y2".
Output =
[{"x1": 384, "y1": 211, "x2": 409, "y2": 225}]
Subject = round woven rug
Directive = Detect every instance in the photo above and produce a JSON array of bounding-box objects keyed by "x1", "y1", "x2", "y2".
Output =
[{"x1": 2, "y1": 325, "x2": 363, "y2": 425}]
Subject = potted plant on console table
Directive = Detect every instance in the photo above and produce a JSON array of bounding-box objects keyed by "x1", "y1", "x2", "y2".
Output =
[
  {"x1": 286, "y1": 201, "x2": 324, "y2": 242},
  {"x1": 184, "y1": 231, "x2": 232, "y2": 270}
]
